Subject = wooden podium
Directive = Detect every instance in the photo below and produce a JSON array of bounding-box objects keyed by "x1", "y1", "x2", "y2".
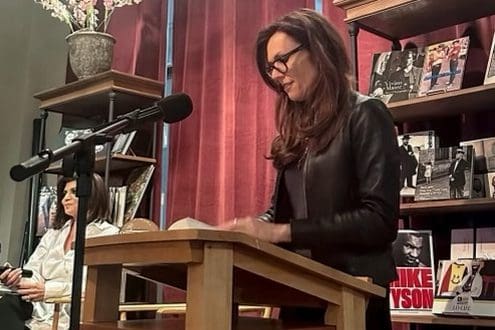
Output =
[{"x1": 81, "y1": 229, "x2": 385, "y2": 330}]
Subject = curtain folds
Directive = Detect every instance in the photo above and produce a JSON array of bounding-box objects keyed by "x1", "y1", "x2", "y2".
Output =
[{"x1": 167, "y1": 0, "x2": 314, "y2": 226}]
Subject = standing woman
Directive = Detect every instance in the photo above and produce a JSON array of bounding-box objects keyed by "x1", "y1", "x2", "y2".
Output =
[
  {"x1": 222, "y1": 9, "x2": 400, "y2": 329},
  {"x1": 0, "y1": 173, "x2": 119, "y2": 329}
]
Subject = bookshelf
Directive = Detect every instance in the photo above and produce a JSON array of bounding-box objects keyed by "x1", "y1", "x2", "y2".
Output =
[
  {"x1": 33, "y1": 70, "x2": 163, "y2": 219},
  {"x1": 388, "y1": 83, "x2": 495, "y2": 122},
  {"x1": 335, "y1": 0, "x2": 495, "y2": 328}
]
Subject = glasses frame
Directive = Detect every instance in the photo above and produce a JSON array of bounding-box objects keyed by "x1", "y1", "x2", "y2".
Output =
[{"x1": 265, "y1": 44, "x2": 305, "y2": 76}]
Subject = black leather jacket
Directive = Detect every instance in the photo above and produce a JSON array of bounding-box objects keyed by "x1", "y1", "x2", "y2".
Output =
[{"x1": 262, "y1": 93, "x2": 400, "y2": 286}]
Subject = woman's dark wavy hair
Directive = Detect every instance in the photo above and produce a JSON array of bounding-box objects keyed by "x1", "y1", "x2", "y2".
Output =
[
  {"x1": 255, "y1": 8, "x2": 353, "y2": 169},
  {"x1": 52, "y1": 173, "x2": 110, "y2": 229}
]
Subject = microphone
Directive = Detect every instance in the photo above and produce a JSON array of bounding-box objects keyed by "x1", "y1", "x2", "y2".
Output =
[
  {"x1": 0, "y1": 266, "x2": 33, "y2": 278},
  {"x1": 9, "y1": 92, "x2": 193, "y2": 182},
  {"x1": 129, "y1": 92, "x2": 193, "y2": 124},
  {"x1": 159, "y1": 93, "x2": 193, "y2": 123}
]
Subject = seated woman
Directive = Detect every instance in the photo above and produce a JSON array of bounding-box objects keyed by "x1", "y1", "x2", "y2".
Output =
[{"x1": 0, "y1": 173, "x2": 119, "y2": 329}]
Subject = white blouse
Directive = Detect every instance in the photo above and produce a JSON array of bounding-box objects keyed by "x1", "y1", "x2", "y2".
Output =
[{"x1": 25, "y1": 220, "x2": 119, "y2": 330}]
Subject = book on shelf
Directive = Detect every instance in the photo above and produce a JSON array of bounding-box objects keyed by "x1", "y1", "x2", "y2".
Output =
[
  {"x1": 109, "y1": 186, "x2": 127, "y2": 228},
  {"x1": 488, "y1": 172, "x2": 495, "y2": 198},
  {"x1": 368, "y1": 48, "x2": 425, "y2": 104},
  {"x1": 460, "y1": 136, "x2": 495, "y2": 173},
  {"x1": 414, "y1": 146, "x2": 474, "y2": 201},
  {"x1": 476, "y1": 227, "x2": 495, "y2": 259},
  {"x1": 451, "y1": 228, "x2": 475, "y2": 260},
  {"x1": 57, "y1": 126, "x2": 107, "y2": 155},
  {"x1": 472, "y1": 173, "x2": 488, "y2": 198},
  {"x1": 390, "y1": 230, "x2": 435, "y2": 313},
  {"x1": 37, "y1": 185, "x2": 57, "y2": 236},
  {"x1": 397, "y1": 131, "x2": 437, "y2": 197},
  {"x1": 483, "y1": 138, "x2": 495, "y2": 172},
  {"x1": 433, "y1": 259, "x2": 495, "y2": 317},
  {"x1": 451, "y1": 227, "x2": 495, "y2": 260},
  {"x1": 122, "y1": 165, "x2": 155, "y2": 224},
  {"x1": 484, "y1": 32, "x2": 495, "y2": 85},
  {"x1": 417, "y1": 36, "x2": 470, "y2": 97},
  {"x1": 111, "y1": 130, "x2": 136, "y2": 155}
]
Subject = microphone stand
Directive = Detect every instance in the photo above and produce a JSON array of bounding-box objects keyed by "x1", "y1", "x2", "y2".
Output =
[{"x1": 10, "y1": 103, "x2": 165, "y2": 330}]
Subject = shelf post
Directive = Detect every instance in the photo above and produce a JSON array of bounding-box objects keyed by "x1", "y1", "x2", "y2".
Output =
[{"x1": 348, "y1": 22, "x2": 360, "y2": 90}]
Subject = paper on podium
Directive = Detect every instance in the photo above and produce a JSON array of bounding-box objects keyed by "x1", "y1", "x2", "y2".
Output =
[{"x1": 167, "y1": 217, "x2": 215, "y2": 231}]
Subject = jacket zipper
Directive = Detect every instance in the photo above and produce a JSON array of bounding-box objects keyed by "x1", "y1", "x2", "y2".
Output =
[{"x1": 302, "y1": 146, "x2": 310, "y2": 218}]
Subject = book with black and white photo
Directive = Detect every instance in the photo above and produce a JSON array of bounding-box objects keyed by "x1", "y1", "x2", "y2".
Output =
[
  {"x1": 390, "y1": 230, "x2": 435, "y2": 313},
  {"x1": 368, "y1": 48, "x2": 425, "y2": 104},
  {"x1": 111, "y1": 130, "x2": 137, "y2": 155},
  {"x1": 488, "y1": 172, "x2": 495, "y2": 198},
  {"x1": 37, "y1": 185, "x2": 57, "y2": 236},
  {"x1": 397, "y1": 131, "x2": 437, "y2": 197},
  {"x1": 414, "y1": 146, "x2": 474, "y2": 201}
]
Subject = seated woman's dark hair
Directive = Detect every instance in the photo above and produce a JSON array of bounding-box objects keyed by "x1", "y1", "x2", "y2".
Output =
[{"x1": 52, "y1": 173, "x2": 110, "y2": 229}]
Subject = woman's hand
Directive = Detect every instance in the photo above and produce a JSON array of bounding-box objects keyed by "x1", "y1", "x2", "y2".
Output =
[
  {"x1": 219, "y1": 216, "x2": 291, "y2": 243},
  {"x1": 0, "y1": 263, "x2": 23, "y2": 288},
  {"x1": 17, "y1": 279, "x2": 45, "y2": 302}
]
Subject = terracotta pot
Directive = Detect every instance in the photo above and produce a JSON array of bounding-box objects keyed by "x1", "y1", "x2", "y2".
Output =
[{"x1": 66, "y1": 31, "x2": 116, "y2": 79}]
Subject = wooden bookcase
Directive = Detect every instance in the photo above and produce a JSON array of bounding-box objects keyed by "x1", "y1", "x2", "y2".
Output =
[
  {"x1": 334, "y1": 0, "x2": 495, "y2": 328},
  {"x1": 32, "y1": 70, "x2": 164, "y2": 308},
  {"x1": 34, "y1": 70, "x2": 162, "y2": 182}
]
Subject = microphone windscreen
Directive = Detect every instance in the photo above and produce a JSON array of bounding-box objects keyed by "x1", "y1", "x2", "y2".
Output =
[{"x1": 158, "y1": 93, "x2": 193, "y2": 123}]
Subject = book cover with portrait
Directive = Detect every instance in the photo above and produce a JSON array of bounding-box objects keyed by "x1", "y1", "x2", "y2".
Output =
[
  {"x1": 390, "y1": 230, "x2": 435, "y2": 313},
  {"x1": 414, "y1": 146, "x2": 474, "y2": 201},
  {"x1": 417, "y1": 37, "x2": 470, "y2": 97},
  {"x1": 368, "y1": 48, "x2": 425, "y2": 104},
  {"x1": 433, "y1": 259, "x2": 495, "y2": 317}
]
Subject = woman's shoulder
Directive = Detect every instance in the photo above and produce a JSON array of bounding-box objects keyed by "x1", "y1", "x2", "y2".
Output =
[{"x1": 348, "y1": 92, "x2": 391, "y2": 121}]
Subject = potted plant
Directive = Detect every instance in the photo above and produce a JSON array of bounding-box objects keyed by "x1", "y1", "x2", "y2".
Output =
[{"x1": 33, "y1": 0, "x2": 144, "y2": 79}]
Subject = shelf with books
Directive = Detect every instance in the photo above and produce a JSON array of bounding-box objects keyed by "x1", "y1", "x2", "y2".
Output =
[
  {"x1": 400, "y1": 198, "x2": 495, "y2": 216},
  {"x1": 334, "y1": 0, "x2": 495, "y2": 40},
  {"x1": 388, "y1": 83, "x2": 495, "y2": 123},
  {"x1": 33, "y1": 71, "x2": 163, "y2": 227},
  {"x1": 391, "y1": 313, "x2": 495, "y2": 327}
]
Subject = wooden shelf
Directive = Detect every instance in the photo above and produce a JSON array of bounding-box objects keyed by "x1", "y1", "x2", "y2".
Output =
[
  {"x1": 334, "y1": 0, "x2": 495, "y2": 40},
  {"x1": 392, "y1": 313, "x2": 495, "y2": 327},
  {"x1": 33, "y1": 70, "x2": 163, "y2": 119},
  {"x1": 387, "y1": 84, "x2": 495, "y2": 123},
  {"x1": 45, "y1": 154, "x2": 156, "y2": 175},
  {"x1": 400, "y1": 198, "x2": 495, "y2": 216}
]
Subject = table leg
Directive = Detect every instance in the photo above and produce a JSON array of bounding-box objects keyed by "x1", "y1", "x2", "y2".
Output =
[
  {"x1": 186, "y1": 242, "x2": 233, "y2": 330},
  {"x1": 83, "y1": 264, "x2": 122, "y2": 322},
  {"x1": 324, "y1": 287, "x2": 365, "y2": 330}
]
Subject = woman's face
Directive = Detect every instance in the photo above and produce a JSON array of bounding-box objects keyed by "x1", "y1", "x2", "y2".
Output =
[
  {"x1": 61, "y1": 180, "x2": 78, "y2": 220},
  {"x1": 266, "y1": 32, "x2": 317, "y2": 102}
]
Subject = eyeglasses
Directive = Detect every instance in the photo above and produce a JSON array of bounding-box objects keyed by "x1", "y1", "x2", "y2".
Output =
[{"x1": 265, "y1": 44, "x2": 305, "y2": 76}]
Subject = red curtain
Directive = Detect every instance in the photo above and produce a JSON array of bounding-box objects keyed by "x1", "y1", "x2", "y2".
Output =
[
  {"x1": 107, "y1": 0, "x2": 167, "y2": 80},
  {"x1": 107, "y1": 0, "x2": 168, "y2": 221},
  {"x1": 167, "y1": 0, "x2": 314, "y2": 226}
]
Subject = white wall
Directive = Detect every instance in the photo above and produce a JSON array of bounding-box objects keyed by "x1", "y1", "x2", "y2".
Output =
[{"x1": 0, "y1": 2, "x2": 67, "y2": 264}]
